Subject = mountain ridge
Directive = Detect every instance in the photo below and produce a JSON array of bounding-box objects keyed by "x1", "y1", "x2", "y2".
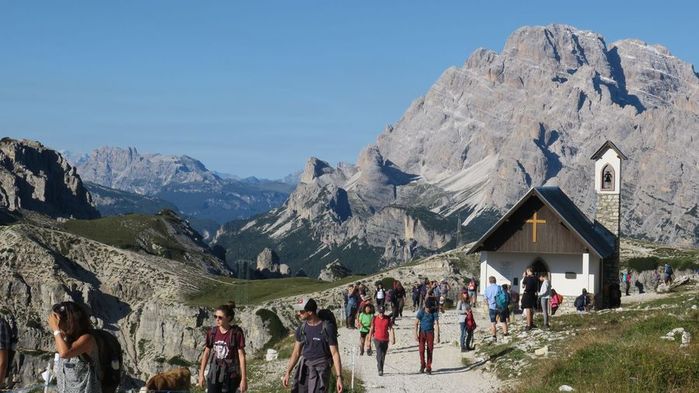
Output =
[{"x1": 216, "y1": 24, "x2": 699, "y2": 275}]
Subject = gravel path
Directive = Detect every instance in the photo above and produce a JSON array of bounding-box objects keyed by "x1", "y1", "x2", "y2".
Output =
[{"x1": 337, "y1": 308, "x2": 503, "y2": 392}]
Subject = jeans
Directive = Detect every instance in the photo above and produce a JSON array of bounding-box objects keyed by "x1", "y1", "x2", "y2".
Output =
[
  {"x1": 373, "y1": 339, "x2": 389, "y2": 372},
  {"x1": 418, "y1": 331, "x2": 434, "y2": 370},
  {"x1": 460, "y1": 322, "x2": 467, "y2": 349},
  {"x1": 540, "y1": 297, "x2": 550, "y2": 327}
]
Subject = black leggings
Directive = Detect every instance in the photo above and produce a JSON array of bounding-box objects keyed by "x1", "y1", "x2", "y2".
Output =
[{"x1": 208, "y1": 377, "x2": 241, "y2": 393}]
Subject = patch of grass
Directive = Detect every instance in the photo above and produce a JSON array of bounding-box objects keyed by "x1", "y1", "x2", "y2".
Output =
[
  {"x1": 187, "y1": 275, "x2": 362, "y2": 307},
  {"x1": 514, "y1": 291, "x2": 699, "y2": 393}
]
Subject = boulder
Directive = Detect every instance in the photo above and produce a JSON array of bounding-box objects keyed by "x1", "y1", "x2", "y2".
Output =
[{"x1": 318, "y1": 261, "x2": 352, "y2": 282}]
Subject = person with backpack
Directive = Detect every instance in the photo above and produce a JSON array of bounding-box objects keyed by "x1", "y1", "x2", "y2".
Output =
[
  {"x1": 664, "y1": 263, "x2": 673, "y2": 285},
  {"x1": 574, "y1": 289, "x2": 590, "y2": 312},
  {"x1": 198, "y1": 302, "x2": 247, "y2": 393},
  {"x1": 456, "y1": 291, "x2": 471, "y2": 352},
  {"x1": 484, "y1": 276, "x2": 509, "y2": 340},
  {"x1": 521, "y1": 268, "x2": 537, "y2": 330},
  {"x1": 414, "y1": 301, "x2": 439, "y2": 375},
  {"x1": 369, "y1": 306, "x2": 394, "y2": 376},
  {"x1": 356, "y1": 304, "x2": 374, "y2": 356},
  {"x1": 48, "y1": 301, "x2": 102, "y2": 393},
  {"x1": 283, "y1": 298, "x2": 343, "y2": 393},
  {"x1": 538, "y1": 273, "x2": 551, "y2": 329},
  {"x1": 375, "y1": 283, "x2": 386, "y2": 308},
  {"x1": 0, "y1": 310, "x2": 18, "y2": 389}
]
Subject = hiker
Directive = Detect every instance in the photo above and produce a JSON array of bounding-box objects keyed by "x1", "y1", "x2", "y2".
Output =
[
  {"x1": 622, "y1": 270, "x2": 631, "y2": 296},
  {"x1": 283, "y1": 298, "x2": 343, "y2": 393},
  {"x1": 414, "y1": 302, "x2": 439, "y2": 374},
  {"x1": 48, "y1": 301, "x2": 101, "y2": 393},
  {"x1": 393, "y1": 281, "x2": 406, "y2": 318},
  {"x1": 369, "y1": 306, "x2": 395, "y2": 376},
  {"x1": 411, "y1": 284, "x2": 420, "y2": 311},
  {"x1": 550, "y1": 289, "x2": 563, "y2": 315},
  {"x1": 356, "y1": 304, "x2": 374, "y2": 356},
  {"x1": 574, "y1": 289, "x2": 590, "y2": 312},
  {"x1": 663, "y1": 263, "x2": 673, "y2": 285},
  {"x1": 198, "y1": 302, "x2": 248, "y2": 393},
  {"x1": 346, "y1": 285, "x2": 359, "y2": 329},
  {"x1": 484, "y1": 277, "x2": 509, "y2": 339},
  {"x1": 467, "y1": 277, "x2": 477, "y2": 306},
  {"x1": 456, "y1": 291, "x2": 472, "y2": 352},
  {"x1": 0, "y1": 310, "x2": 18, "y2": 389},
  {"x1": 521, "y1": 268, "x2": 537, "y2": 330},
  {"x1": 538, "y1": 273, "x2": 551, "y2": 329},
  {"x1": 375, "y1": 283, "x2": 386, "y2": 308}
]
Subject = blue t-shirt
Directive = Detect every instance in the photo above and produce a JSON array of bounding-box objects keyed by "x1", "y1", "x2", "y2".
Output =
[
  {"x1": 416, "y1": 309, "x2": 439, "y2": 332},
  {"x1": 485, "y1": 284, "x2": 500, "y2": 310}
]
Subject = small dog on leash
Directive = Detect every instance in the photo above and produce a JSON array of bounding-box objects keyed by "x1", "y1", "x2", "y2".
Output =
[{"x1": 144, "y1": 367, "x2": 191, "y2": 392}]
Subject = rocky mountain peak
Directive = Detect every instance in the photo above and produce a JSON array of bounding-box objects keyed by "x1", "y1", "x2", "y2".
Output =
[
  {"x1": 300, "y1": 157, "x2": 335, "y2": 184},
  {"x1": 0, "y1": 137, "x2": 99, "y2": 219}
]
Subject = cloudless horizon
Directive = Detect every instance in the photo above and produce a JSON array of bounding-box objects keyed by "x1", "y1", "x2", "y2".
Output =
[{"x1": 1, "y1": 0, "x2": 696, "y2": 178}]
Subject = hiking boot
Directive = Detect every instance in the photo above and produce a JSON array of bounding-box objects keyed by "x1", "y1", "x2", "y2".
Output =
[
  {"x1": 461, "y1": 347, "x2": 467, "y2": 352},
  {"x1": 419, "y1": 367, "x2": 425, "y2": 374},
  {"x1": 378, "y1": 370, "x2": 383, "y2": 376},
  {"x1": 426, "y1": 368, "x2": 432, "y2": 375}
]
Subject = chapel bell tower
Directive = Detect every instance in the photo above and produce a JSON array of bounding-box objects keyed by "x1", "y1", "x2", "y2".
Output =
[{"x1": 591, "y1": 141, "x2": 627, "y2": 304}]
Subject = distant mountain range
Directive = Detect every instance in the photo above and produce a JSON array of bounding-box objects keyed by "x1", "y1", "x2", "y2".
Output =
[
  {"x1": 215, "y1": 24, "x2": 699, "y2": 276},
  {"x1": 69, "y1": 146, "x2": 297, "y2": 237}
]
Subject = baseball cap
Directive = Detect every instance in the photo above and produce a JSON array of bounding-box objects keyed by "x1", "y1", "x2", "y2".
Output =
[{"x1": 293, "y1": 297, "x2": 318, "y2": 313}]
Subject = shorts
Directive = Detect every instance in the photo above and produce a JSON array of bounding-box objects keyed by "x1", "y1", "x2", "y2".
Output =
[
  {"x1": 360, "y1": 330, "x2": 369, "y2": 338},
  {"x1": 488, "y1": 308, "x2": 508, "y2": 323}
]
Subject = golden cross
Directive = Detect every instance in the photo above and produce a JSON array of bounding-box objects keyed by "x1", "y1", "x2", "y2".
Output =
[{"x1": 526, "y1": 212, "x2": 546, "y2": 243}]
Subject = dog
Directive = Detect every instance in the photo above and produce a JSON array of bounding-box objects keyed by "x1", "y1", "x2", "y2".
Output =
[{"x1": 144, "y1": 367, "x2": 191, "y2": 392}]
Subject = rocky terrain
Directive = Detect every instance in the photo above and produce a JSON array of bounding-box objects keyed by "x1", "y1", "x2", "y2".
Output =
[
  {"x1": 73, "y1": 146, "x2": 295, "y2": 235},
  {"x1": 0, "y1": 138, "x2": 99, "y2": 220},
  {"x1": 217, "y1": 24, "x2": 699, "y2": 276}
]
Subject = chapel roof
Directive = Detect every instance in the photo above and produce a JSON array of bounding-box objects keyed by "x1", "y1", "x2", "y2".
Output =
[{"x1": 467, "y1": 186, "x2": 616, "y2": 258}]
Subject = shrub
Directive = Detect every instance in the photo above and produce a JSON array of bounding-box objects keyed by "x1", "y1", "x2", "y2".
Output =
[{"x1": 625, "y1": 256, "x2": 659, "y2": 272}]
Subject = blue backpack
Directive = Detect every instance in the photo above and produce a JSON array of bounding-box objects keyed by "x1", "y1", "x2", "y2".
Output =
[{"x1": 495, "y1": 288, "x2": 509, "y2": 311}]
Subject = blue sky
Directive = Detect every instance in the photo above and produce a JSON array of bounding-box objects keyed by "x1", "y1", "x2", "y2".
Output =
[{"x1": 0, "y1": 1, "x2": 696, "y2": 178}]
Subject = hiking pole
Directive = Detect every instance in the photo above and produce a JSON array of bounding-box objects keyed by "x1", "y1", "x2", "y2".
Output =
[{"x1": 350, "y1": 345, "x2": 356, "y2": 391}]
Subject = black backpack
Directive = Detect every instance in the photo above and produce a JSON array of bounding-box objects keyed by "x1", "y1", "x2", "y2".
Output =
[
  {"x1": 206, "y1": 326, "x2": 243, "y2": 382},
  {"x1": 574, "y1": 295, "x2": 585, "y2": 309},
  {"x1": 300, "y1": 309, "x2": 338, "y2": 361},
  {"x1": 85, "y1": 329, "x2": 123, "y2": 393}
]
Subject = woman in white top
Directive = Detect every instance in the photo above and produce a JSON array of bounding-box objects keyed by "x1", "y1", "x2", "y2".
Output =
[{"x1": 538, "y1": 273, "x2": 551, "y2": 328}]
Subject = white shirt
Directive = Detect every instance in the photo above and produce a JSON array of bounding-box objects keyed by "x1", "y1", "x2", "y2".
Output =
[{"x1": 538, "y1": 279, "x2": 551, "y2": 298}]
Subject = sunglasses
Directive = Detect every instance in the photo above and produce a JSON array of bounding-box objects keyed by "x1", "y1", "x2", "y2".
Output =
[
  {"x1": 214, "y1": 315, "x2": 226, "y2": 320},
  {"x1": 52, "y1": 303, "x2": 67, "y2": 315}
]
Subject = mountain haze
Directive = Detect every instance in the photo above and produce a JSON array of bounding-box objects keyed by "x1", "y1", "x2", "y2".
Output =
[
  {"x1": 216, "y1": 24, "x2": 699, "y2": 276},
  {"x1": 74, "y1": 147, "x2": 295, "y2": 230}
]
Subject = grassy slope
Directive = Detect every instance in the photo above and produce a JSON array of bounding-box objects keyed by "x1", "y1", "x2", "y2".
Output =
[
  {"x1": 61, "y1": 212, "x2": 199, "y2": 263},
  {"x1": 186, "y1": 275, "x2": 363, "y2": 307},
  {"x1": 494, "y1": 289, "x2": 699, "y2": 393}
]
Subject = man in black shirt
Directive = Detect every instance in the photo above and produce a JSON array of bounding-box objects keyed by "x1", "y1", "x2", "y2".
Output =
[{"x1": 282, "y1": 298, "x2": 343, "y2": 393}]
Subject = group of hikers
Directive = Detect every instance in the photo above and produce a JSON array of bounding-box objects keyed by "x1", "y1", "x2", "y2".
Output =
[
  {"x1": 620, "y1": 263, "x2": 675, "y2": 296},
  {"x1": 3, "y1": 262, "x2": 670, "y2": 393}
]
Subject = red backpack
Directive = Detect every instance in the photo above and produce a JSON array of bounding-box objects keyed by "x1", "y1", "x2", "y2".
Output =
[{"x1": 465, "y1": 310, "x2": 476, "y2": 331}]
